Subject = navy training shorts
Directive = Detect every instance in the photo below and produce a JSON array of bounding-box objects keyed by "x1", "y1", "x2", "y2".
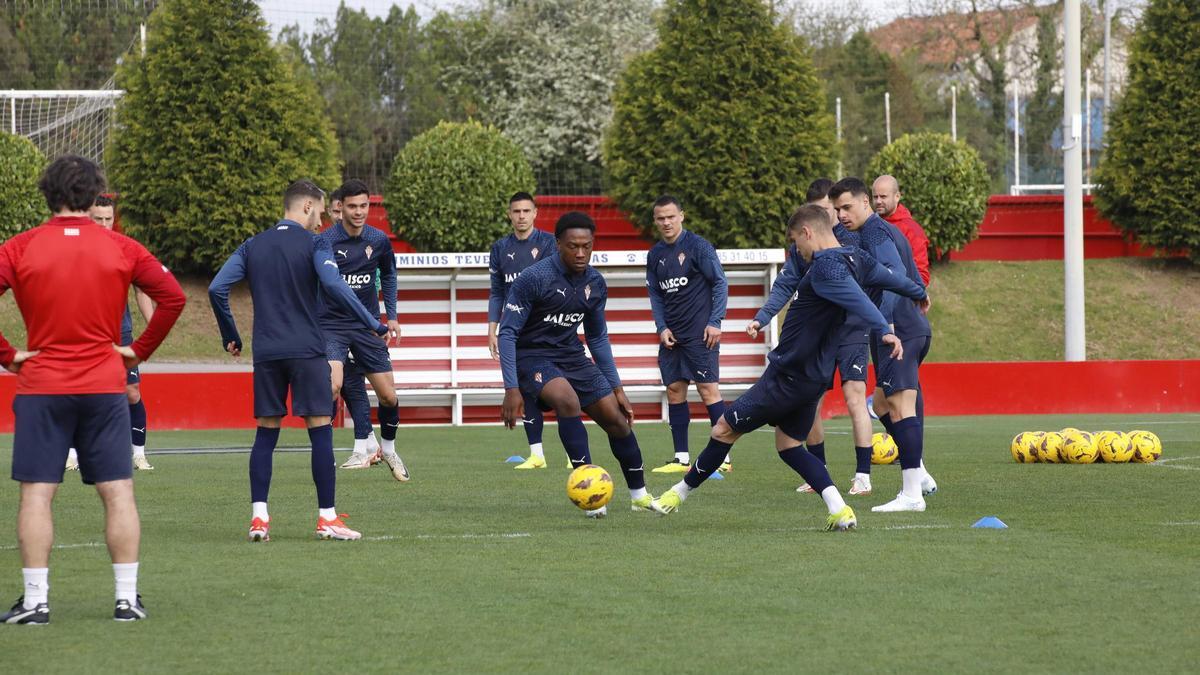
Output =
[
  {"x1": 517, "y1": 352, "x2": 613, "y2": 411},
  {"x1": 12, "y1": 393, "x2": 131, "y2": 485},
  {"x1": 253, "y1": 357, "x2": 332, "y2": 418}
]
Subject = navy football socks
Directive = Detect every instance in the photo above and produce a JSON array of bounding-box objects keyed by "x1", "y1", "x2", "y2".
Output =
[
  {"x1": 377, "y1": 403, "x2": 400, "y2": 442},
  {"x1": 892, "y1": 416, "x2": 923, "y2": 470},
  {"x1": 777, "y1": 445, "x2": 834, "y2": 494},
  {"x1": 855, "y1": 446, "x2": 873, "y2": 474},
  {"x1": 807, "y1": 441, "x2": 826, "y2": 465},
  {"x1": 129, "y1": 400, "x2": 147, "y2": 447},
  {"x1": 558, "y1": 416, "x2": 592, "y2": 467},
  {"x1": 308, "y1": 424, "x2": 336, "y2": 509},
  {"x1": 521, "y1": 392, "x2": 544, "y2": 446},
  {"x1": 249, "y1": 426, "x2": 281, "y2": 503},
  {"x1": 705, "y1": 400, "x2": 726, "y2": 426},
  {"x1": 684, "y1": 438, "x2": 732, "y2": 489},
  {"x1": 667, "y1": 402, "x2": 690, "y2": 456},
  {"x1": 608, "y1": 431, "x2": 646, "y2": 490}
]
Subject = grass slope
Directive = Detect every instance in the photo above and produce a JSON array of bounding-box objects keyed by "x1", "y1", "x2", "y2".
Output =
[{"x1": 1, "y1": 415, "x2": 1198, "y2": 672}]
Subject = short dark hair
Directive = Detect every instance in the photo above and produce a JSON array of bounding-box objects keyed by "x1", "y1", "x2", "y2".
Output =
[
  {"x1": 93, "y1": 194, "x2": 115, "y2": 208},
  {"x1": 828, "y1": 177, "x2": 870, "y2": 202},
  {"x1": 555, "y1": 211, "x2": 596, "y2": 238},
  {"x1": 283, "y1": 179, "x2": 325, "y2": 210},
  {"x1": 39, "y1": 155, "x2": 106, "y2": 213},
  {"x1": 805, "y1": 178, "x2": 833, "y2": 204},
  {"x1": 509, "y1": 191, "x2": 535, "y2": 206},
  {"x1": 652, "y1": 194, "x2": 681, "y2": 211},
  {"x1": 787, "y1": 203, "x2": 832, "y2": 232},
  {"x1": 329, "y1": 186, "x2": 344, "y2": 203},
  {"x1": 338, "y1": 179, "x2": 370, "y2": 201}
]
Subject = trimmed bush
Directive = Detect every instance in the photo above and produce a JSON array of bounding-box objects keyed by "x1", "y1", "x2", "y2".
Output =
[
  {"x1": 866, "y1": 132, "x2": 990, "y2": 254},
  {"x1": 603, "y1": 0, "x2": 835, "y2": 248},
  {"x1": 0, "y1": 133, "x2": 47, "y2": 241},
  {"x1": 384, "y1": 121, "x2": 535, "y2": 252},
  {"x1": 1095, "y1": 0, "x2": 1200, "y2": 262},
  {"x1": 107, "y1": 0, "x2": 340, "y2": 274}
]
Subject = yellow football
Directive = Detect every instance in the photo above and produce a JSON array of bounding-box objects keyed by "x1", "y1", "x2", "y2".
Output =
[
  {"x1": 1010, "y1": 432, "x2": 1040, "y2": 463},
  {"x1": 1128, "y1": 430, "x2": 1163, "y2": 463},
  {"x1": 566, "y1": 464, "x2": 614, "y2": 511},
  {"x1": 1038, "y1": 431, "x2": 1065, "y2": 464},
  {"x1": 1095, "y1": 431, "x2": 1135, "y2": 463},
  {"x1": 871, "y1": 432, "x2": 899, "y2": 465},
  {"x1": 1060, "y1": 429, "x2": 1098, "y2": 464}
]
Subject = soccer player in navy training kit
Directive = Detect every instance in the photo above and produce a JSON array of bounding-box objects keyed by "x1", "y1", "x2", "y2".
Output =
[
  {"x1": 498, "y1": 212, "x2": 653, "y2": 517},
  {"x1": 324, "y1": 185, "x2": 385, "y2": 469},
  {"x1": 748, "y1": 179, "x2": 879, "y2": 496},
  {"x1": 829, "y1": 177, "x2": 938, "y2": 512},
  {"x1": 64, "y1": 195, "x2": 159, "y2": 473},
  {"x1": 1, "y1": 155, "x2": 186, "y2": 624},
  {"x1": 650, "y1": 205, "x2": 929, "y2": 529},
  {"x1": 321, "y1": 180, "x2": 409, "y2": 482},
  {"x1": 644, "y1": 195, "x2": 731, "y2": 473},
  {"x1": 209, "y1": 180, "x2": 389, "y2": 542},
  {"x1": 488, "y1": 192, "x2": 558, "y2": 469}
]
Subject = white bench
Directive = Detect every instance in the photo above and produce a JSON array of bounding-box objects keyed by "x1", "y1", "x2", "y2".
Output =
[{"x1": 347, "y1": 249, "x2": 784, "y2": 426}]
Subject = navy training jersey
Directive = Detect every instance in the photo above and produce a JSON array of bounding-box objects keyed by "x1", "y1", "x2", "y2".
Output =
[
  {"x1": 319, "y1": 222, "x2": 397, "y2": 328},
  {"x1": 487, "y1": 228, "x2": 558, "y2": 323},
  {"x1": 768, "y1": 247, "x2": 926, "y2": 383},
  {"x1": 646, "y1": 230, "x2": 728, "y2": 339},
  {"x1": 208, "y1": 220, "x2": 385, "y2": 363},
  {"x1": 496, "y1": 254, "x2": 621, "y2": 390},
  {"x1": 120, "y1": 303, "x2": 133, "y2": 340},
  {"x1": 857, "y1": 213, "x2": 931, "y2": 339}
]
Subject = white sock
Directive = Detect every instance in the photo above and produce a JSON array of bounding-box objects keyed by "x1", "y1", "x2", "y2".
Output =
[
  {"x1": 113, "y1": 562, "x2": 138, "y2": 603},
  {"x1": 674, "y1": 452, "x2": 690, "y2": 464},
  {"x1": 529, "y1": 442, "x2": 545, "y2": 459},
  {"x1": 382, "y1": 438, "x2": 396, "y2": 455},
  {"x1": 854, "y1": 472, "x2": 870, "y2": 481},
  {"x1": 319, "y1": 507, "x2": 337, "y2": 521},
  {"x1": 629, "y1": 487, "x2": 647, "y2": 501},
  {"x1": 67, "y1": 448, "x2": 78, "y2": 463},
  {"x1": 353, "y1": 437, "x2": 369, "y2": 454},
  {"x1": 252, "y1": 502, "x2": 269, "y2": 521},
  {"x1": 671, "y1": 481, "x2": 691, "y2": 500},
  {"x1": 820, "y1": 486, "x2": 847, "y2": 514},
  {"x1": 901, "y1": 468, "x2": 923, "y2": 499},
  {"x1": 22, "y1": 568, "x2": 48, "y2": 608},
  {"x1": 369, "y1": 432, "x2": 381, "y2": 451},
  {"x1": 132, "y1": 445, "x2": 146, "y2": 458},
  {"x1": 724, "y1": 454, "x2": 731, "y2": 464}
]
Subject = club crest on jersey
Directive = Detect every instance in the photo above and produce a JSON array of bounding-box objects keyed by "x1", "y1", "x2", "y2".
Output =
[
  {"x1": 365, "y1": 245, "x2": 374, "y2": 259},
  {"x1": 677, "y1": 252, "x2": 686, "y2": 266},
  {"x1": 534, "y1": 372, "x2": 543, "y2": 383},
  {"x1": 531, "y1": 247, "x2": 540, "y2": 259},
  {"x1": 584, "y1": 284, "x2": 592, "y2": 300}
]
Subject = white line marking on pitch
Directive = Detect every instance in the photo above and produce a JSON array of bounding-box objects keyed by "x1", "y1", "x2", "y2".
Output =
[
  {"x1": 361, "y1": 533, "x2": 531, "y2": 542},
  {"x1": 1163, "y1": 521, "x2": 1200, "y2": 527},
  {"x1": 1155, "y1": 455, "x2": 1200, "y2": 464},
  {"x1": 0, "y1": 542, "x2": 103, "y2": 551}
]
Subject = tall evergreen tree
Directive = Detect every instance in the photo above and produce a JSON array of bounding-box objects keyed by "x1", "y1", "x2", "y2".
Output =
[
  {"x1": 1095, "y1": 0, "x2": 1200, "y2": 263},
  {"x1": 108, "y1": 0, "x2": 340, "y2": 273},
  {"x1": 604, "y1": 0, "x2": 835, "y2": 248}
]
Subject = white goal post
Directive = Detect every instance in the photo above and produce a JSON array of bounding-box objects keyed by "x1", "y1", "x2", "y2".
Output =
[{"x1": 2, "y1": 89, "x2": 125, "y2": 162}]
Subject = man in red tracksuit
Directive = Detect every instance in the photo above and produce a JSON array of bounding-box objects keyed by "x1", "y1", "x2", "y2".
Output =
[
  {"x1": 0, "y1": 155, "x2": 185, "y2": 625},
  {"x1": 873, "y1": 175, "x2": 931, "y2": 285}
]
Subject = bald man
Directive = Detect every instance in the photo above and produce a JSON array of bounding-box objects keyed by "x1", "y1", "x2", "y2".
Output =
[{"x1": 872, "y1": 176, "x2": 930, "y2": 286}]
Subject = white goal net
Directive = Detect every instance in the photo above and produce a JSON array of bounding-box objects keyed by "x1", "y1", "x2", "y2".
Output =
[{"x1": 1, "y1": 86, "x2": 124, "y2": 163}]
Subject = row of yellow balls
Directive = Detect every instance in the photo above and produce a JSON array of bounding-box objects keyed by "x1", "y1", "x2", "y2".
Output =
[{"x1": 1010, "y1": 429, "x2": 1162, "y2": 464}]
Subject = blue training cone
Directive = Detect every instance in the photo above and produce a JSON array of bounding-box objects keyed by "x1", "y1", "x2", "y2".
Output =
[
  {"x1": 709, "y1": 471, "x2": 725, "y2": 480},
  {"x1": 972, "y1": 516, "x2": 1008, "y2": 529},
  {"x1": 505, "y1": 455, "x2": 525, "y2": 463}
]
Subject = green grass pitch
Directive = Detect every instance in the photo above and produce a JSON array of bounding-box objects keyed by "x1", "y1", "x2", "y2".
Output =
[{"x1": 2, "y1": 414, "x2": 1198, "y2": 672}]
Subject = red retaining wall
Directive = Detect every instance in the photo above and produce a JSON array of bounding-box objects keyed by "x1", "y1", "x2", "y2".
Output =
[
  {"x1": 372, "y1": 194, "x2": 1174, "y2": 261},
  {"x1": 3, "y1": 360, "x2": 1196, "y2": 431}
]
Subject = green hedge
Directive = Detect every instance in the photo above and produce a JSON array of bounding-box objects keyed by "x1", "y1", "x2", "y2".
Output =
[
  {"x1": 384, "y1": 121, "x2": 535, "y2": 252},
  {"x1": 1095, "y1": 0, "x2": 1200, "y2": 263},
  {"x1": 107, "y1": 0, "x2": 340, "y2": 274},
  {"x1": 866, "y1": 132, "x2": 990, "y2": 254},
  {"x1": 0, "y1": 133, "x2": 47, "y2": 241},
  {"x1": 603, "y1": 0, "x2": 835, "y2": 248}
]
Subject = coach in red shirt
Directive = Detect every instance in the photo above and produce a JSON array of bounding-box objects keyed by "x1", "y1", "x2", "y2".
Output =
[
  {"x1": 0, "y1": 156, "x2": 185, "y2": 624},
  {"x1": 872, "y1": 175, "x2": 931, "y2": 286}
]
